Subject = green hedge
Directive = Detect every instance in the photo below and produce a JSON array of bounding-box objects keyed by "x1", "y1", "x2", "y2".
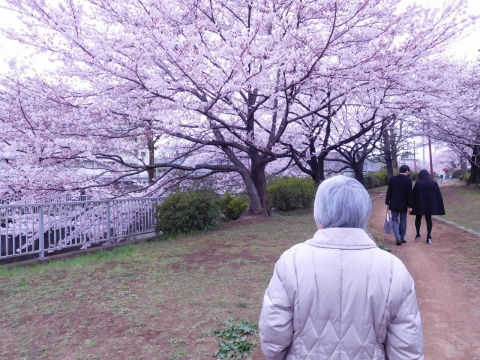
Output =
[
  {"x1": 267, "y1": 176, "x2": 316, "y2": 211},
  {"x1": 155, "y1": 188, "x2": 221, "y2": 235},
  {"x1": 154, "y1": 189, "x2": 250, "y2": 235}
]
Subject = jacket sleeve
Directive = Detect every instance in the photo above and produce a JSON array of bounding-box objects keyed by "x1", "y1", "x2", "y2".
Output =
[
  {"x1": 385, "y1": 264, "x2": 424, "y2": 359},
  {"x1": 385, "y1": 178, "x2": 392, "y2": 206},
  {"x1": 258, "y1": 253, "x2": 293, "y2": 360}
]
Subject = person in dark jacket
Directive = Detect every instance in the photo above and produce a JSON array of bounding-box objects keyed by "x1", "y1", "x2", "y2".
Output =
[
  {"x1": 385, "y1": 165, "x2": 413, "y2": 246},
  {"x1": 410, "y1": 169, "x2": 446, "y2": 244}
]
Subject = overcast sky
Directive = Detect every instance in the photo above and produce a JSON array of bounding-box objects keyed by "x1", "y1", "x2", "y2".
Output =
[{"x1": 0, "y1": 0, "x2": 479, "y2": 72}]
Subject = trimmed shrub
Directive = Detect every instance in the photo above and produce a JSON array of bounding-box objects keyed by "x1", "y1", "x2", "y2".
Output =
[
  {"x1": 155, "y1": 188, "x2": 221, "y2": 235},
  {"x1": 452, "y1": 169, "x2": 462, "y2": 179},
  {"x1": 363, "y1": 175, "x2": 372, "y2": 189},
  {"x1": 219, "y1": 191, "x2": 249, "y2": 221},
  {"x1": 409, "y1": 171, "x2": 418, "y2": 181},
  {"x1": 363, "y1": 175, "x2": 380, "y2": 189},
  {"x1": 374, "y1": 172, "x2": 389, "y2": 184},
  {"x1": 363, "y1": 172, "x2": 389, "y2": 189},
  {"x1": 267, "y1": 176, "x2": 316, "y2": 211}
]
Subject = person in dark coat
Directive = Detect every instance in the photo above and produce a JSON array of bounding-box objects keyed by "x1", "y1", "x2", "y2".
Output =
[
  {"x1": 410, "y1": 169, "x2": 445, "y2": 244},
  {"x1": 385, "y1": 165, "x2": 413, "y2": 246}
]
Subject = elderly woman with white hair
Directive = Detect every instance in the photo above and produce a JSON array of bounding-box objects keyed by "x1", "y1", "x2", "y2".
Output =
[{"x1": 259, "y1": 175, "x2": 424, "y2": 360}]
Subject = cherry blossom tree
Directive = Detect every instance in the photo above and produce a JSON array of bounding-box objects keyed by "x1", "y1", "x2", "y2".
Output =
[
  {"x1": 283, "y1": 88, "x2": 395, "y2": 184},
  {"x1": 407, "y1": 60, "x2": 480, "y2": 184},
  {"x1": 333, "y1": 116, "x2": 391, "y2": 184},
  {"x1": 432, "y1": 148, "x2": 460, "y2": 173},
  {"x1": 0, "y1": 0, "x2": 475, "y2": 214}
]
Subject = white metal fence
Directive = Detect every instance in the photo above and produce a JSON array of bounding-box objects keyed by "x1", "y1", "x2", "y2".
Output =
[{"x1": 0, "y1": 198, "x2": 163, "y2": 260}]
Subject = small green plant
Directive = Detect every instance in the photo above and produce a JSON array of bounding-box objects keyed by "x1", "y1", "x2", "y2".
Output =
[
  {"x1": 169, "y1": 338, "x2": 186, "y2": 348},
  {"x1": 155, "y1": 188, "x2": 221, "y2": 235},
  {"x1": 378, "y1": 243, "x2": 392, "y2": 253},
  {"x1": 83, "y1": 339, "x2": 98, "y2": 348},
  {"x1": 215, "y1": 339, "x2": 255, "y2": 359},
  {"x1": 213, "y1": 320, "x2": 258, "y2": 359},
  {"x1": 267, "y1": 176, "x2": 316, "y2": 211},
  {"x1": 219, "y1": 191, "x2": 249, "y2": 221}
]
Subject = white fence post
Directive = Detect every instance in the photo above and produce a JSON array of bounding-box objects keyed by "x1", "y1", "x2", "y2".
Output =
[
  {"x1": 39, "y1": 206, "x2": 45, "y2": 259},
  {"x1": 106, "y1": 201, "x2": 111, "y2": 245}
]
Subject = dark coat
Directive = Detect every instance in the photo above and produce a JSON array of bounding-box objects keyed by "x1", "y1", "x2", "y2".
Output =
[
  {"x1": 385, "y1": 174, "x2": 413, "y2": 212},
  {"x1": 410, "y1": 181, "x2": 445, "y2": 215}
]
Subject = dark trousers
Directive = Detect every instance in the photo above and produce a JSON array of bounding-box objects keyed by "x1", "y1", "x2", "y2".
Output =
[{"x1": 415, "y1": 215, "x2": 432, "y2": 238}]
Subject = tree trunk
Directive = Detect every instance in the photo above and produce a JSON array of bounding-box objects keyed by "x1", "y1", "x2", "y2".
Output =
[
  {"x1": 461, "y1": 156, "x2": 468, "y2": 178},
  {"x1": 241, "y1": 170, "x2": 270, "y2": 217},
  {"x1": 391, "y1": 133, "x2": 399, "y2": 170},
  {"x1": 242, "y1": 177, "x2": 265, "y2": 216},
  {"x1": 239, "y1": 150, "x2": 271, "y2": 217},
  {"x1": 383, "y1": 131, "x2": 394, "y2": 179},
  {"x1": 467, "y1": 145, "x2": 480, "y2": 185},
  {"x1": 250, "y1": 160, "x2": 271, "y2": 216},
  {"x1": 147, "y1": 138, "x2": 155, "y2": 184},
  {"x1": 354, "y1": 159, "x2": 365, "y2": 185},
  {"x1": 307, "y1": 154, "x2": 319, "y2": 185},
  {"x1": 312, "y1": 151, "x2": 328, "y2": 186},
  {"x1": 305, "y1": 138, "x2": 324, "y2": 186}
]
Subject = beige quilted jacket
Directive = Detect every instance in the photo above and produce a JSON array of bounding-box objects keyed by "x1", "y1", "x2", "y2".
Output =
[{"x1": 259, "y1": 227, "x2": 423, "y2": 360}]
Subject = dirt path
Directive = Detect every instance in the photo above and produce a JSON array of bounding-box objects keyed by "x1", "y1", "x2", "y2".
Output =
[{"x1": 369, "y1": 192, "x2": 480, "y2": 359}]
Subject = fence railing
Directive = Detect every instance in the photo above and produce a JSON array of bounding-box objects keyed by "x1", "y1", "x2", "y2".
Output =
[{"x1": 0, "y1": 197, "x2": 163, "y2": 260}]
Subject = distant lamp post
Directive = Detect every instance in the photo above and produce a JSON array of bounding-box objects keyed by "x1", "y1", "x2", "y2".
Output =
[
  {"x1": 428, "y1": 136, "x2": 434, "y2": 179},
  {"x1": 422, "y1": 118, "x2": 434, "y2": 179},
  {"x1": 413, "y1": 140, "x2": 417, "y2": 171}
]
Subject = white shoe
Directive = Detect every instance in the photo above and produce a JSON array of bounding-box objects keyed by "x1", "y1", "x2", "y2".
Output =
[
  {"x1": 427, "y1": 238, "x2": 432, "y2": 244},
  {"x1": 415, "y1": 236, "x2": 421, "y2": 242}
]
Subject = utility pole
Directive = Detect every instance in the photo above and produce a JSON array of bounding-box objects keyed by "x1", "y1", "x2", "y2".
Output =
[{"x1": 426, "y1": 121, "x2": 434, "y2": 179}]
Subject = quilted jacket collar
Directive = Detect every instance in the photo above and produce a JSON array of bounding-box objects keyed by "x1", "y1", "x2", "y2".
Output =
[{"x1": 305, "y1": 227, "x2": 377, "y2": 250}]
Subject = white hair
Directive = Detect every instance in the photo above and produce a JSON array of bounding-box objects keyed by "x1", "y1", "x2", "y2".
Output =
[{"x1": 313, "y1": 175, "x2": 372, "y2": 229}]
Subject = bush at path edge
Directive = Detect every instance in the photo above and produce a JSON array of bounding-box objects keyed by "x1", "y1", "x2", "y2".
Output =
[
  {"x1": 155, "y1": 188, "x2": 221, "y2": 235},
  {"x1": 267, "y1": 176, "x2": 316, "y2": 211}
]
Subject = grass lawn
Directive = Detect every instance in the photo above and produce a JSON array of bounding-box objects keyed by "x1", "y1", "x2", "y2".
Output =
[
  {"x1": 440, "y1": 183, "x2": 480, "y2": 234},
  {"x1": 0, "y1": 212, "x2": 317, "y2": 360},
  {"x1": 1, "y1": 183, "x2": 477, "y2": 359},
  {"x1": 438, "y1": 183, "x2": 480, "y2": 286}
]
